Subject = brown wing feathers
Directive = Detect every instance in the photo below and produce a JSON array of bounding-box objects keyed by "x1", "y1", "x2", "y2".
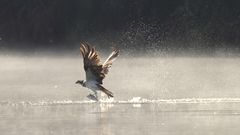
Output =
[
  {"x1": 80, "y1": 43, "x2": 100, "y2": 64},
  {"x1": 80, "y1": 42, "x2": 105, "y2": 84}
]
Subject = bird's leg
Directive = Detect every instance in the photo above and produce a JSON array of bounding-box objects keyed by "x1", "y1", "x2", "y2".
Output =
[
  {"x1": 86, "y1": 88, "x2": 98, "y2": 101},
  {"x1": 87, "y1": 88, "x2": 94, "y2": 97},
  {"x1": 94, "y1": 91, "x2": 98, "y2": 100}
]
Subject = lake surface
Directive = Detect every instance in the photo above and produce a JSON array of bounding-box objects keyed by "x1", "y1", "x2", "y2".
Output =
[{"x1": 0, "y1": 56, "x2": 240, "y2": 135}]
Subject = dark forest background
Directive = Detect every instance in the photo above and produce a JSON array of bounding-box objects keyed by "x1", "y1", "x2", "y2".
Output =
[{"x1": 0, "y1": 0, "x2": 240, "y2": 54}]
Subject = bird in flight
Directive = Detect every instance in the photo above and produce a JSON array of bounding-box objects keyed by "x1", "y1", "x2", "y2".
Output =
[{"x1": 76, "y1": 42, "x2": 119, "y2": 100}]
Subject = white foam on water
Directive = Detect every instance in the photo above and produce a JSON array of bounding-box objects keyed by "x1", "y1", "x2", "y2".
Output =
[{"x1": 2, "y1": 97, "x2": 240, "y2": 106}]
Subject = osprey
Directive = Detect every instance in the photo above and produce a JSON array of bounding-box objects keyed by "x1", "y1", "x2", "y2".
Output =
[{"x1": 76, "y1": 42, "x2": 119, "y2": 100}]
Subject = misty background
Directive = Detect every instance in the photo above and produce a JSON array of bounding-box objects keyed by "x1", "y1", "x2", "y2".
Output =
[{"x1": 0, "y1": 0, "x2": 239, "y2": 55}]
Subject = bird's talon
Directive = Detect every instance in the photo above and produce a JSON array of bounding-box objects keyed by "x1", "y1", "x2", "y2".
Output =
[{"x1": 87, "y1": 94, "x2": 98, "y2": 101}]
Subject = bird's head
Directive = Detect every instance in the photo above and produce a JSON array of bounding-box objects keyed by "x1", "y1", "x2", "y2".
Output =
[{"x1": 75, "y1": 80, "x2": 85, "y2": 86}]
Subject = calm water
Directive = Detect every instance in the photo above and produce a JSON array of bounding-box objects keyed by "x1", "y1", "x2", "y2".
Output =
[{"x1": 1, "y1": 56, "x2": 240, "y2": 135}]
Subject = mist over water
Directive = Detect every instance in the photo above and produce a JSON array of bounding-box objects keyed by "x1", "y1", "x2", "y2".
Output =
[
  {"x1": 1, "y1": 54, "x2": 240, "y2": 135},
  {"x1": 1, "y1": 1, "x2": 240, "y2": 134},
  {"x1": 1, "y1": 55, "x2": 240, "y2": 101}
]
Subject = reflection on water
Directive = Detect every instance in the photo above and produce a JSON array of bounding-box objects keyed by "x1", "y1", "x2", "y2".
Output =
[{"x1": 1, "y1": 99, "x2": 240, "y2": 135}]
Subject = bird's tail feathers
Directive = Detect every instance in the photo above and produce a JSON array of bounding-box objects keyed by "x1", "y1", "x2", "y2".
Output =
[{"x1": 97, "y1": 85, "x2": 114, "y2": 98}]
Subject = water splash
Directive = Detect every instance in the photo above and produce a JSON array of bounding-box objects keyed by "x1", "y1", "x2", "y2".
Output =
[{"x1": 1, "y1": 97, "x2": 240, "y2": 106}]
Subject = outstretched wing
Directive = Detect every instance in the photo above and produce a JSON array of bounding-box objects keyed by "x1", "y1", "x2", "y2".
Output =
[
  {"x1": 102, "y1": 48, "x2": 119, "y2": 74},
  {"x1": 80, "y1": 42, "x2": 105, "y2": 84},
  {"x1": 80, "y1": 42, "x2": 119, "y2": 84}
]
